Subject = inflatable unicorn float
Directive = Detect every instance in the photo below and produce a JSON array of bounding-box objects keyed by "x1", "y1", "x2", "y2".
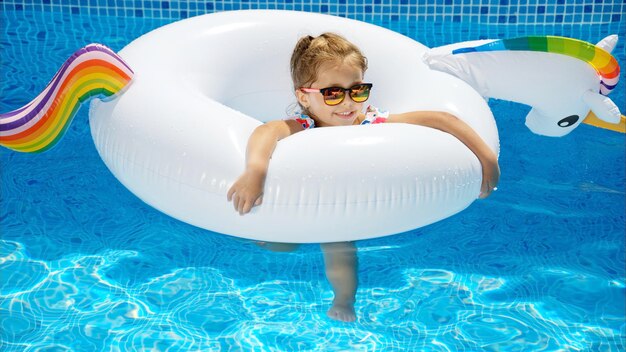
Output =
[
  {"x1": 424, "y1": 34, "x2": 623, "y2": 136},
  {"x1": 0, "y1": 11, "x2": 623, "y2": 243}
]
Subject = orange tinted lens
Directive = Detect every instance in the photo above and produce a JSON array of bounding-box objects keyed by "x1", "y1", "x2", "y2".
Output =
[
  {"x1": 323, "y1": 88, "x2": 345, "y2": 106},
  {"x1": 350, "y1": 84, "x2": 371, "y2": 103}
]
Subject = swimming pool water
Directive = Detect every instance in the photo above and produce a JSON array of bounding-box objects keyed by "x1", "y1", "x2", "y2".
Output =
[{"x1": 1, "y1": 10, "x2": 625, "y2": 351}]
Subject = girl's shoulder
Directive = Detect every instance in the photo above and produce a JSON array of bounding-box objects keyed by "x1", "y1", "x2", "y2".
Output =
[
  {"x1": 289, "y1": 112, "x2": 316, "y2": 130},
  {"x1": 360, "y1": 105, "x2": 389, "y2": 125}
]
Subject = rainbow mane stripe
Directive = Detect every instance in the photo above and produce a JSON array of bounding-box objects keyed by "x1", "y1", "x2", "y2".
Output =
[
  {"x1": 0, "y1": 44, "x2": 134, "y2": 153},
  {"x1": 452, "y1": 36, "x2": 620, "y2": 96}
]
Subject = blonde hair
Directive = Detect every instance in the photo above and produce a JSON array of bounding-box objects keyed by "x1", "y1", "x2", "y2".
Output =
[{"x1": 290, "y1": 33, "x2": 368, "y2": 92}]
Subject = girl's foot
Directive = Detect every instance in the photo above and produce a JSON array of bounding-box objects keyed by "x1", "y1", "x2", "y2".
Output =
[{"x1": 327, "y1": 300, "x2": 356, "y2": 322}]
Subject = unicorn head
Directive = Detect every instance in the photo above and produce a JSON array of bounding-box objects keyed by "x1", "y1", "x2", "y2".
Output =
[{"x1": 423, "y1": 35, "x2": 623, "y2": 137}]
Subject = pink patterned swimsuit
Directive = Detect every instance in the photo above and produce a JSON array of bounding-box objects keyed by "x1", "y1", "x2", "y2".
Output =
[{"x1": 291, "y1": 105, "x2": 389, "y2": 129}]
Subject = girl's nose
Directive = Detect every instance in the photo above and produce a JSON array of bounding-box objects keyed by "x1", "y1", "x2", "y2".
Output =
[{"x1": 342, "y1": 96, "x2": 356, "y2": 107}]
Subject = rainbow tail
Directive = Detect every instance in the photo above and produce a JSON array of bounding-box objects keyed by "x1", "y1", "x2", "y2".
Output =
[{"x1": 0, "y1": 43, "x2": 134, "y2": 153}]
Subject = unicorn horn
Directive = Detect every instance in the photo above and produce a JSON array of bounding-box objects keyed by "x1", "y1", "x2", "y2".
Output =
[
  {"x1": 595, "y1": 34, "x2": 618, "y2": 53},
  {"x1": 581, "y1": 35, "x2": 625, "y2": 132}
]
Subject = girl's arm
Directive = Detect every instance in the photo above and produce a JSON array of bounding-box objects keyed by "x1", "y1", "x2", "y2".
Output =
[
  {"x1": 387, "y1": 111, "x2": 500, "y2": 198},
  {"x1": 227, "y1": 119, "x2": 304, "y2": 215}
]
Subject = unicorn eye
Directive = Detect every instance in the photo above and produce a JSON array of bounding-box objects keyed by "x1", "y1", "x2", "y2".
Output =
[{"x1": 558, "y1": 115, "x2": 579, "y2": 127}]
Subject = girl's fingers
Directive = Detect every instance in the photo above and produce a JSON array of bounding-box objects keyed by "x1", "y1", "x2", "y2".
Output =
[
  {"x1": 232, "y1": 195, "x2": 238, "y2": 211},
  {"x1": 234, "y1": 194, "x2": 244, "y2": 212},
  {"x1": 479, "y1": 182, "x2": 490, "y2": 198},
  {"x1": 237, "y1": 195, "x2": 246, "y2": 214},
  {"x1": 229, "y1": 184, "x2": 263, "y2": 214},
  {"x1": 243, "y1": 200, "x2": 253, "y2": 214},
  {"x1": 240, "y1": 196, "x2": 250, "y2": 215},
  {"x1": 479, "y1": 179, "x2": 498, "y2": 199},
  {"x1": 238, "y1": 198, "x2": 244, "y2": 214}
]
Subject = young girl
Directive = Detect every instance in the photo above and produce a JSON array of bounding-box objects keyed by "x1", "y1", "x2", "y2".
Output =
[{"x1": 227, "y1": 33, "x2": 500, "y2": 322}]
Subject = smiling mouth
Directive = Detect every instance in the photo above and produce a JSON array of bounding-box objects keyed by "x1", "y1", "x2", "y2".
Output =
[{"x1": 335, "y1": 111, "x2": 355, "y2": 120}]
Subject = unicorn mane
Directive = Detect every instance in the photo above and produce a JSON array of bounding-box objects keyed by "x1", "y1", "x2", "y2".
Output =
[{"x1": 452, "y1": 36, "x2": 620, "y2": 95}]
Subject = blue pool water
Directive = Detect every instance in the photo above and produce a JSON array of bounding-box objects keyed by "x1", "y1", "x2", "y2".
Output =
[{"x1": 1, "y1": 10, "x2": 625, "y2": 351}]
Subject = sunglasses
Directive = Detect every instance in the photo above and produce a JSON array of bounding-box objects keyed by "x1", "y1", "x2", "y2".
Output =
[{"x1": 300, "y1": 83, "x2": 373, "y2": 106}]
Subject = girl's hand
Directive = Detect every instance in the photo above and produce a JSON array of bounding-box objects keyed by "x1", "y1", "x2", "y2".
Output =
[
  {"x1": 479, "y1": 153, "x2": 500, "y2": 199},
  {"x1": 226, "y1": 120, "x2": 302, "y2": 215},
  {"x1": 227, "y1": 169, "x2": 266, "y2": 215}
]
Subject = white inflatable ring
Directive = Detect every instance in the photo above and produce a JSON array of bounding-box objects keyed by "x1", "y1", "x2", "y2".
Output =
[{"x1": 89, "y1": 10, "x2": 499, "y2": 243}]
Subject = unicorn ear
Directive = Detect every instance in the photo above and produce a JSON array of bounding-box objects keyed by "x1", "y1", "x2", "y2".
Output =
[
  {"x1": 582, "y1": 90, "x2": 622, "y2": 123},
  {"x1": 595, "y1": 35, "x2": 618, "y2": 53},
  {"x1": 422, "y1": 50, "x2": 490, "y2": 96}
]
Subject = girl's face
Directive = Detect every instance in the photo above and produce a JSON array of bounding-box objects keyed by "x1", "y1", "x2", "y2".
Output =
[{"x1": 296, "y1": 59, "x2": 365, "y2": 127}]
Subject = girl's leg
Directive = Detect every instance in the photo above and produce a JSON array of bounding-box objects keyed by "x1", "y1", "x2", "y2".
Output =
[{"x1": 320, "y1": 241, "x2": 358, "y2": 322}]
